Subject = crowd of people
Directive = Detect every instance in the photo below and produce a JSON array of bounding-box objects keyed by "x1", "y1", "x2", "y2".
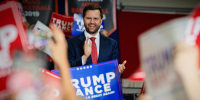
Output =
[{"x1": 2, "y1": 2, "x2": 200, "y2": 100}]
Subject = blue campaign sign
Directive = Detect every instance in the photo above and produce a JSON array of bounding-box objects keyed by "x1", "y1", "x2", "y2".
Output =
[
  {"x1": 72, "y1": 13, "x2": 105, "y2": 36},
  {"x1": 52, "y1": 59, "x2": 123, "y2": 100}
]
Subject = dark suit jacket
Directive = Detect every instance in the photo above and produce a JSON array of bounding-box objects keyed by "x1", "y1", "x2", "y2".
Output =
[{"x1": 68, "y1": 33, "x2": 118, "y2": 67}]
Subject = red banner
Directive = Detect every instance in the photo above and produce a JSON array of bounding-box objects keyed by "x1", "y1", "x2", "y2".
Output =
[
  {"x1": 50, "y1": 12, "x2": 73, "y2": 37},
  {"x1": 41, "y1": 68, "x2": 61, "y2": 100},
  {"x1": 0, "y1": 1, "x2": 28, "y2": 95}
]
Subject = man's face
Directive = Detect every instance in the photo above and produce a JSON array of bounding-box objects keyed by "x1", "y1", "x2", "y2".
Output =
[{"x1": 83, "y1": 10, "x2": 102, "y2": 35}]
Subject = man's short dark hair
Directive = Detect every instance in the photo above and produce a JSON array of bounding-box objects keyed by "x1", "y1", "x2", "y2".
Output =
[{"x1": 83, "y1": 4, "x2": 103, "y2": 19}]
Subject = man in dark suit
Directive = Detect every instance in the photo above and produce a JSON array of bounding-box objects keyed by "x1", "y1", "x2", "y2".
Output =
[{"x1": 68, "y1": 4, "x2": 126, "y2": 73}]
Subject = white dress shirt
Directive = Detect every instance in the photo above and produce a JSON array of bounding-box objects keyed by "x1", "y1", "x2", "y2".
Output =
[{"x1": 82, "y1": 30, "x2": 100, "y2": 65}]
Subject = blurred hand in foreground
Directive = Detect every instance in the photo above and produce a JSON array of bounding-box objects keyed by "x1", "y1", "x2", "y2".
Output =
[
  {"x1": 48, "y1": 24, "x2": 68, "y2": 67},
  {"x1": 49, "y1": 24, "x2": 77, "y2": 100}
]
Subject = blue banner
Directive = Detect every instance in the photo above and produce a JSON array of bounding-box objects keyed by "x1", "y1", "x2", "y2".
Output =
[{"x1": 52, "y1": 59, "x2": 123, "y2": 100}]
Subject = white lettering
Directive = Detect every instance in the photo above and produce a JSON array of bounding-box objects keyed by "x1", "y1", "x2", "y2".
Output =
[
  {"x1": 80, "y1": 77, "x2": 91, "y2": 87},
  {"x1": 62, "y1": 21, "x2": 67, "y2": 30},
  {"x1": 0, "y1": 25, "x2": 17, "y2": 68},
  {"x1": 52, "y1": 18, "x2": 56, "y2": 23},
  {"x1": 106, "y1": 72, "x2": 115, "y2": 83},
  {"x1": 94, "y1": 85, "x2": 102, "y2": 94},
  {"x1": 104, "y1": 83, "x2": 111, "y2": 92},
  {"x1": 72, "y1": 72, "x2": 116, "y2": 96},
  {"x1": 52, "y1": 18, "x2": 73, "y2": 32},
  {"x1": 72, "y1": 79, "x2": 80, "y2": 88},
  {"x1": 67, "y1": 22, "x2": 73, "y2": 31},
  {"x1": 85, "y1": 87, "x2": 93, "y2": 95},
  {"x1": 92, "y1": 74, "x2": 105, "y2": 85},
  {"x1": 76, "y1": 89, "x2": 84, "y2": 96},
  {"x1": 56, "y1": 19, "x2": 61, "y2": 29}
]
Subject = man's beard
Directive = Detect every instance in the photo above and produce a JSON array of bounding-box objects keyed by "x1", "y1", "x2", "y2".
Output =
[{"x1": 85, "y1": 25, "x2": 101, "y2": 34}]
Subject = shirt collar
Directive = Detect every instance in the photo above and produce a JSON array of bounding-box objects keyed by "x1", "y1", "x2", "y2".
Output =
[{"x1": 84, "y1": 30, "x2": 100, "y2": 39}]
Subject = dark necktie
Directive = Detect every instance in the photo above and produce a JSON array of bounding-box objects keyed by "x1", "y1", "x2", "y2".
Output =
[{"x1": 90, "y1": 37, "x2": 98, "y2": 64}]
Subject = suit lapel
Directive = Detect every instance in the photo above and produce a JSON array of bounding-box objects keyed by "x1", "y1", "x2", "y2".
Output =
[
  {"x1": 98, "y1": 34, "x2": 104, "y2": 62},
  {"x1": 77, "y1": 33, "x2": 86, "y2": 57},
  {"x1": 78, "y1": 32, "x2": 86, "y2": 42}
]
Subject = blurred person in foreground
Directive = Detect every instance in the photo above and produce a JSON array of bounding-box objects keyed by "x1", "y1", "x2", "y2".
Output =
[
  {"x1": 174, "y1": 39, "x2": 200, "y2": 100},
  {"x1": 48, "y1": 24, "x2": 78, "y2": 100},
  {"x1": 138, "y1": 39, "x2": 200, "y2": 100},
  {"x1": 67, "y1": 4, "x2": 126, "y2": 73}
]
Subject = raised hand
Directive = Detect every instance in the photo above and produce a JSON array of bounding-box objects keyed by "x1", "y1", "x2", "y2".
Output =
[
  {"x1": 174, "y1": 39, "x2": 200, "y2": 100},
  {"x1": 174, "y1": 39, "x2": 199, "y2": 77},
  {"x1": 48, "y1": 24, "x2": 77, "y2": 100},
  {"x1": 82, "y1": 37, "x2": 92, "y2": 62},
  {"x1": 118, "y1": 60, "x2": 127, "y2": 73},
  {"x1": 48, "y1": 24, "x2": 68, "y2": 67}
]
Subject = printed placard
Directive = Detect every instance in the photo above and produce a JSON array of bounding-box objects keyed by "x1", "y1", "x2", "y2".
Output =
[
  {"x1": 139, "y1": 17, "x2": 188, "y2": 100},
  {"x1": 0, "y1": 0, "x2": 28, "y2": 96},
  {"x1": 41, "y1": 68, "x2": 61, "y2": 100},
  {"x1": 52, "y1": 59, "x2": 123, "y2": 100},
  {"x1": 50, "y1": 12, "x2": 73, "y2": 37},
  {"x1": 30, "y1": 21, "x2": 52, "y2": 56}
]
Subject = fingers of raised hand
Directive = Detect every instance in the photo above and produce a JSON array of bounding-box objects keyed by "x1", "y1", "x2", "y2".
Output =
[
  {"x1": 118, "y1": 64, "x2": 125, "y2": 73},
  {"x1": 122, "y1": 60, "x2": 127, "y2": 65},
  {"x1": 49, "y1": 24, "x2": 65, "y2": 42}
]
